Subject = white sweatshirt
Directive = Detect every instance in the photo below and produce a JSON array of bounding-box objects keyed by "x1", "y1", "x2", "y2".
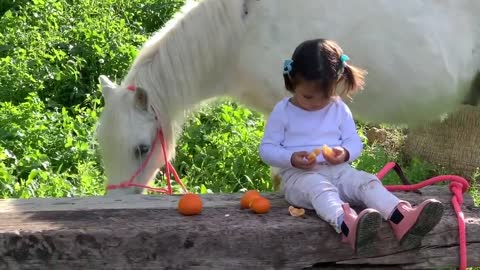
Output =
[{"x1": 259, "y1": 97, "x2": 363, "y2": 168}]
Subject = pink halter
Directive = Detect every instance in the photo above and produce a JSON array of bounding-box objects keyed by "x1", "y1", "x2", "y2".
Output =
[{"x1": 106, "y1": 85, "x2": 187, "y2": 194}]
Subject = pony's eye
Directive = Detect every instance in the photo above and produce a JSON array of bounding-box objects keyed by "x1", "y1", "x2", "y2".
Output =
[{"x1": 135, "y1": 144, "x2": 150, "y2": 158}]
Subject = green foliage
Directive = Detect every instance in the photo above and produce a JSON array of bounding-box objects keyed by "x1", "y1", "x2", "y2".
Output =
[
  {"x1": 470, "y1": 169, "x2": 479, "y2": 206},
  {"x1": 0, "y1": 92, "x2": 104, "y2": 198},
  {"x1": 0, "y1": 0, "x2": 184, "y2": 107},
  {"x1": 0, "y1": 0, "x2": 29, "y2": 17},
  {"x1": 353, "y1": 144, "x2": 439, "y2": 186},
  {"x1": 172, "y1": 100, "x2": 271, "y2": 193},
  {"x1": 0, "y1": 0, "x2": 185, "y2": 198}
]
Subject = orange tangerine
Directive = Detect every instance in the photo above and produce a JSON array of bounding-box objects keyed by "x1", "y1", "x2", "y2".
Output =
[
  {"x1": 240, "y1": 190, "x2": 261, "y2": 209},
  {"x1": 250, "y1": 196, "x2": 270, "y2": 214},
  {"x1": 178, "y1": 193, "x2": 203, "y2": 216}
]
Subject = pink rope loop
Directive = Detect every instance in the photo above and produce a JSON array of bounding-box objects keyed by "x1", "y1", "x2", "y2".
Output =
[
  {"x1": 119, "y1": 182, "x2": 130, "y2": 188},
  {"x1": 106, "y1": 181, "x2": 130, "y2": 190},
  {"x1": 106, "y1": 129, "x2": 188, "y2": 194},
  {"x1": 376, "y1": 163, "x2": 469, "y2": 270},
  {"x1": 168, "y1": 162, "x2": 188, "y2": 193},
  {"x1": 106, "y1": 184, "x2": 118, "y2": 190},
  {"x1": 158, "y1": 129, "x2": 173, "y2": 194},
  {"x1": 127, "y1": 183, "x2": 169, "y2": 193},
  {"x1": 376, "y1": 161, "x2": 396, "y2": 180}
]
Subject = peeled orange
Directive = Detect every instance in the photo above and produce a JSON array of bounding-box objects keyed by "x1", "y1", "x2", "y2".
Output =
[
  {"x1": 178, "y1": 193, "x2": 203, "y2": 216},
  {"x1": 250, "y1": 196, "x2": 270, "y2": 214},
  {"x1": 240, "y1": 190, "x2": 261, "y2": 209},
  {"x1": 307, "y1": 147, "x2": 323, "y2": 162},
  {"x1": 322, "y1": 144, "x2": 334, "y2": 159}
]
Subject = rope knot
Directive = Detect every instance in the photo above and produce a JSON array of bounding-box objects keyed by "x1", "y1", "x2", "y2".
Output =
[{"x1": 450, "y1": 182, "x2": 465, "y2": 204}]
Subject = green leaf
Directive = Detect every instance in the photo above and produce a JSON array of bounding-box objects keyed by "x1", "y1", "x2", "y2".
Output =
[{"x1": 200, "y1": 184, "x2": 207, "y2": 194}]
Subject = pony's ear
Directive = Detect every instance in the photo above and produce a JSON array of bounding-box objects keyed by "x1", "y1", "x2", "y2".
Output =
[
  {"x1": 98, "y1": 75, "x2": 116, "y2": 100},
  {"x1": 134, "y1": 87, "x2": 149, "y2": 111}
]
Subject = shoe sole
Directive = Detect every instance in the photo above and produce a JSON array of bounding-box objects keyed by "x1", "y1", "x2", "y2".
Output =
[
  {"x1": 400, "y1": 200, "x2": 444, "y2": 249},
  {"x1": 356, "y1": 211, "x2": 382, "y2": 257}
]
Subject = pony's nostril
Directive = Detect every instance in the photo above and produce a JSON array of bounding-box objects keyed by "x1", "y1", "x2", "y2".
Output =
[{"x1": 135, "y1": 144, "x2": 151, "y2": 158}]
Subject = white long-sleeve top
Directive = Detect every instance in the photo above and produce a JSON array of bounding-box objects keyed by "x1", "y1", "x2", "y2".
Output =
[{"x1": 259, "y1": 97, "x2": 363, "y2": 168}]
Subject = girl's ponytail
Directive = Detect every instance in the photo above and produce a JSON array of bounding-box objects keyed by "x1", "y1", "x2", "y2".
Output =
[{"x1": 340, "y1": 63, "x2": 367, "y2": 97}]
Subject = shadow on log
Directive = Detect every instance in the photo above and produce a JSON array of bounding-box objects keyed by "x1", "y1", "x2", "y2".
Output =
[{"x1": 0, "y1": 186, "x2": 478, "y2": 270}]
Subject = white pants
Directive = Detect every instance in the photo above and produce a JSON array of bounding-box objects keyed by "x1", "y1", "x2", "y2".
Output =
[{"x1": 280, "y1": 163, "x2": 400, "y2": 231}]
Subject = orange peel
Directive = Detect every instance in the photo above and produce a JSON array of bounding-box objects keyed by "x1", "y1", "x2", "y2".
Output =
[{"x1": 288, "y1": 206, "x2": 305, "y2": 217}]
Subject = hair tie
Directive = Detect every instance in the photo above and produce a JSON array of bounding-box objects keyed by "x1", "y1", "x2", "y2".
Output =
[
  {"x1": 337, "y1": 54, "x2": 350, "y2": 78},
  {"x1": 283, "y1": 59, "x2": 293, "y2": 75},
  {"x1": 340, "y1": 54, "x2": 350, "y2": 67}
]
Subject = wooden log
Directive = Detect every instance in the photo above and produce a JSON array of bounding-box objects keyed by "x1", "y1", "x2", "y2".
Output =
[{"x1": 0, "y1": 186, "x2": 478, "y2": 270}]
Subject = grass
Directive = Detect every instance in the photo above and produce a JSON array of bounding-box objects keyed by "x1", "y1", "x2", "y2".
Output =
[{"x1": 470, "y1": 169, "x2": 479, "y2": 206}]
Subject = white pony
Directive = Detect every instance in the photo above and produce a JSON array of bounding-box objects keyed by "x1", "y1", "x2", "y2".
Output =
[{"x1": 97, "y1": 0, "x2": 480, "y2": 195}]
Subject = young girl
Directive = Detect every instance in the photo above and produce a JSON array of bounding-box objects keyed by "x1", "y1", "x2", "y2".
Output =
[{"x1": 259, "y1": 39, "x2": 444, "y2": 255}]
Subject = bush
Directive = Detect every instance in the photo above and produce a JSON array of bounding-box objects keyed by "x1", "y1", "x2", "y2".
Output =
[
  {"x1": 0, "y1": 0, "x2": 29, "y2": 17},
  {"x1": 0, "y1": 0, "x2": 184, "y2": 107},
  {"x1": 172, "y1": 100, "x2": 272, "y2": 193},
  {"x1": 0, "y1": 92, "x2": 104, "y2": 198},
  {"x1": 0, "y1": 0, "x2": 185, "y2": 198}
]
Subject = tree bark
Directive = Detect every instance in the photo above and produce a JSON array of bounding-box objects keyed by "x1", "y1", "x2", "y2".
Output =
[{"x1": 0, "y1": 186, "x2": 478, "y2": 270}]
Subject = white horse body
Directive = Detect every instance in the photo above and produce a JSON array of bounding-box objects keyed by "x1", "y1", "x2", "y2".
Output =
[
  {"x1": 233, "y1": 0, "x2": 479, "y2": 123},
  {"x1": 97, "y1": 0, "x2": 479, "y2": 194}
]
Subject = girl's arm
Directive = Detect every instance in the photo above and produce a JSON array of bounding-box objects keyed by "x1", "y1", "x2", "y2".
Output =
[
  {"x1": 259, "y1": 105, "x2": 294, "y2": 168},
  {"x1": 339, "y1": 102, "x2": 363, "y2": 162}
]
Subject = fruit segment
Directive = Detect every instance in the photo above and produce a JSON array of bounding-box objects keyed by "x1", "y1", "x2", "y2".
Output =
[
  {"x1": 307, "y1": 147, "x2": 323, "y2": 162},
  {"x1": 288, "y1": 206, "x2": 305, "y2": 217},
  {"x1": 321, "y1": 144, "x2": 334, "y2": 159}
]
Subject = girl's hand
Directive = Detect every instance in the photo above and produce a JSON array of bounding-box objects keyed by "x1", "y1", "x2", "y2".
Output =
[
  {"x1": 323, "y1": 147, "x2": 350, "y2": 165},
  {"x1": 291, "y1": 151, "x2": 316, "y2": 170}
]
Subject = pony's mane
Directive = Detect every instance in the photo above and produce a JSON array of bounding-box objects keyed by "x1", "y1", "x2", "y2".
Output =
[{"x1": 120, "y1": 0, "x2": 245, "y2": 151}]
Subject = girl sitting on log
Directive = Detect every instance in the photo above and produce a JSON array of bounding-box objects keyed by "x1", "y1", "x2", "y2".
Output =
[{"x1": 258, "y1": 39, "x2": 444, "y2": 255}]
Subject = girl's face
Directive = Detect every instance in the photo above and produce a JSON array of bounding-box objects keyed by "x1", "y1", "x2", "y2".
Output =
[{"x1": 292, "y1": 78, "x2": 332, "y2": 111}]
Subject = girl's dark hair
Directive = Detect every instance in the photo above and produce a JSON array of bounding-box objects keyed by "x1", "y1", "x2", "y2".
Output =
[{"x1": 283, "y1": 39, "x2": 367, "y2": 98}]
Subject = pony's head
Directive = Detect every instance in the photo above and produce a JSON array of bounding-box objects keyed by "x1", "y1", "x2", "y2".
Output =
[{"x1": 96, "y1": 75, "x2": 166, "y2": 194}]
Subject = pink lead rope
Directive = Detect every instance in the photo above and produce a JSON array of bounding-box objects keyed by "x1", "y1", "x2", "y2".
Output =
[{"x1": 377, "y1": 162, "x2": 469, "y2": 270}]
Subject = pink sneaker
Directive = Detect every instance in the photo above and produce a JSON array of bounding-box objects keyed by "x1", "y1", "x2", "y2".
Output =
[
  {"x1": 388, "y1": 199, "x2": 444, "y2": 249},
  {"x1": 341, "y1": 203, "x2": 382, "y2": 256}
]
